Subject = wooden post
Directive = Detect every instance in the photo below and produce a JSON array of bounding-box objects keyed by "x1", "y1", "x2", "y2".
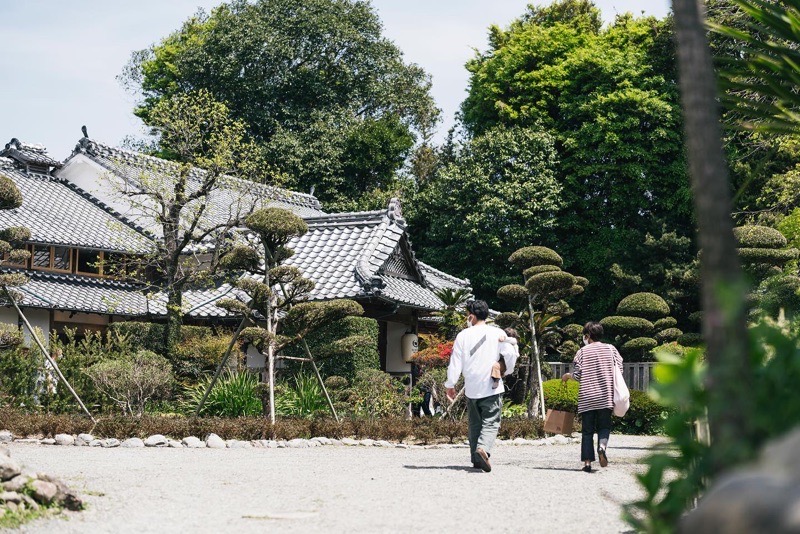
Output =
[{"x1": 7, "y1": 290, "x2": 95, "y2": 423}]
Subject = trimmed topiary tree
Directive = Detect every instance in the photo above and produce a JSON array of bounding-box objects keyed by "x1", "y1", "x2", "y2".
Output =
[
  {"x1": 497, "y1": 245, "x2": 586, "y2": 418},
  {"x1": 205, "y1": 207, "x2": 363, "y2": 424},
  {"x1": 600, "y1": 292, "x2": 681, "y2": 361},
  {"x1": 734, "y1": 224, "x2": 800, "y2": 318}
]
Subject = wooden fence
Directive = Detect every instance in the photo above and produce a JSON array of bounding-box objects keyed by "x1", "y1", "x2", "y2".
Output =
[{"x1": 547, "y1": 362, "x2": 656, "y2": 392}]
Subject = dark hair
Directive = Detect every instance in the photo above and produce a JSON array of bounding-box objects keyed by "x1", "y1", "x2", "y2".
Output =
[
  {"x1": 504, "y1": 327, "x2": 519, "y2": 339},
  {"x1": 583, "y1": 321, "x2": 603, "y2": 341},
  {"x1": 466, "y1": 300, "x2": 489, "y2": 321}
]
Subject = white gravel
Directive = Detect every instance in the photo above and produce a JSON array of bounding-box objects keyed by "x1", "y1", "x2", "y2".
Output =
[{"x1": 9, "y1": 434, "x2": 663, "y2": 533}]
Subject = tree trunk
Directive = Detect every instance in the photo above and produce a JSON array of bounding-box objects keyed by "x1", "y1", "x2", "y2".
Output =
[
  {"x1": 673, "y1": 0, "x2": 753, "y2": 473},
  {"x1": 526, "y1": 299, "x2": 546, "y2": 419},
  {"x1": 164, "y1": 287, "x2": 183, "y2": 363}
]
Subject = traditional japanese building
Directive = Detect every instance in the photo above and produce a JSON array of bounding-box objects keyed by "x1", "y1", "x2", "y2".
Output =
[{"x1": 0, "y1": 136, "x2": 469, "y2": 374}]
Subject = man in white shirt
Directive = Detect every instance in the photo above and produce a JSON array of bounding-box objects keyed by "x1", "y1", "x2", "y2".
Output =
[{"x1": 445, "y1": 300, "x2": 518, "y2": 472}]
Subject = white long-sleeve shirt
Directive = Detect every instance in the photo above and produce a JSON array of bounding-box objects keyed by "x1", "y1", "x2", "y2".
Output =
[{"x1": 445, "y1": 323, "x2": 518, "y2": 399}]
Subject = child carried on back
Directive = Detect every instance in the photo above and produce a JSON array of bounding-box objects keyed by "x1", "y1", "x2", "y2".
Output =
[{"x1": 492, "y1": 328, "x2": 519, "y2": 389}]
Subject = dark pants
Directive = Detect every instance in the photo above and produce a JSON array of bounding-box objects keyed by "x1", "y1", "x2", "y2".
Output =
[
  {"x1": 466, "y1": 394, "x2": 502, "y2": 463},
  {"x1": 581, "y1": 408, "x2": 612, "y2": 462}
]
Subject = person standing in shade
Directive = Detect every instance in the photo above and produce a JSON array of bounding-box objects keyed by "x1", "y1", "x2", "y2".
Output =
[
  {"x1": 445, "y1": 300, "x2": 518, "y2": 472},
  {"x1": 562, "y1": 321, "x2": 623, "y2": 473}
]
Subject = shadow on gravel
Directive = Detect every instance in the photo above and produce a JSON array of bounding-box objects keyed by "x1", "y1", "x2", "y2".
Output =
[
  {"x1": 523, "y1": 467, "x2": 585, "y2": 473},
  {"x1": 403, "y1": 465, "x2": 479, "y2": 472}
]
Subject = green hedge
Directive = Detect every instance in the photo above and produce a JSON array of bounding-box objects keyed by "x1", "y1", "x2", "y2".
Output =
[
  {"x1": 738, "y1": 247, "x2": 799, "y2": 265},
  {"x1": 616, "y1": 293, "x2": 670, "y2": 320},
  {"x1": 525, "y1": 271, "x2": 575, "y2": 295},
  {"x1": 509, "y1": 246, "x2": 563, "y2": 269},
  {"x1": 653, "y1": 317, "x2": 677, "y2": 330},
  {"x1": 655, "y1": 328, "x2": 682, "y2": 344},
  {"x1": 600, "y1": 316, "x2": 654, "y2": 337},
  {"x1": 677, "y1": 333, "x2": 703, "y2": 347},
  {"x1": 734, "y1": 225, "x2": 787, "y2": 248},
  {"x1": 497, "y1": 284, "x2": 528, "y2": 303},
  {"x1": 523, "y1": 265, "x2": 561, "y2": 279},
  {"x1": 542, "y1": 379, "x2": 668, "y2": 435},
  {"x1": 283, "y1": 316, "x2": 379, "y2": 382}
]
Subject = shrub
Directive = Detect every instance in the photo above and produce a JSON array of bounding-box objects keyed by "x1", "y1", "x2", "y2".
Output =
[
  {"x1": 542, "y1": 379, "x2": 579, "y2": 411},
  {"x1": 562, "y1": 323, "x2": 584, "y2": 341},
  {"x1": 324, "y1": 375, "x2": 348, "y2": 390},
  {"x1": 86, "y1": 350, "x2": 173, "y2": 416},
  {"x1": 542, "y1": 379, "x2": 668, "y2": 435},
  {"x1": 621, "y1": 337, "x2": 658, "y2": 361},
  {"x1": 734, "y1": 225, "x2": 787, "y2": 248},
  {"x1": 738, "y1": 247, "x2": 799, "y2": 265},
  {"x1": 282, "y1": 316, "x2": 378, "y2": 382},
  {"x1": 654, "y1": 328, "x2": 682, "y2": 344},
  {"x1": 522, "y1": 265, "x2": 561, "y2": 278},
  {"x1": 600, "y1": 316, "x2": 655, "y2": 338},
  {"x1": 614, "y1": 390, "x2": 669, "y2": 435},
  {"x1": 173, "y1": 334, "x2": 243, "y2": 383},
  {"x1": 494, "y1": 312, "x2": 522, "y2": 329},
  {"x1": 525, "y1": 271, "x2": 576, "y2": 295},
  {"x1": 497, "y1": 284, "x2": 528, "y2": 303},
  {"x1": 574, "y1": 276, "x2": 589, "y2": 288},
  {"x1": 509, "y1": 246, "x2": 563, "y2": 269},
  {"x1": 347, "y1": 369, "x2": 406, "y2": 418},
  {"x1": 0, "y1": 347, "x2": 39, "y2": 408},
  {"x1": 653, "y1": 317, "x2": 677, "y2": 330},
  {"x1": 0, "y1": 324, "x2": 23, "y2": 348},
  {"x1": 557, "y1": 341, "x2": 580, "y2": 363},
  {"x1": 759, "y1": 274, "x2": 800, "y2": 317},
  {"x1": 182, "y1": 370, "x2": 262, "y2": 417},
  {"x1": 616, "y1": 293, "x2": 670, "y2": 320},
  {"x1": 677, "y1": 333, "x2": 703, "y2": 347}
]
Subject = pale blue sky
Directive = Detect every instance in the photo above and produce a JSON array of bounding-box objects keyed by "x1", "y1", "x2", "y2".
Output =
[{"x1": 0, "y1": 1, "x2": 670, "y2": 159}]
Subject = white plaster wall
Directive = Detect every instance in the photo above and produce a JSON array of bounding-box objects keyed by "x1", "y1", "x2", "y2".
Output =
[
  {"x1": 57, "y1": 155, "x2": 161, "y2": 237},
  {"x1": 21, "y1": 308, "x2": 50, "y2": 348},
  {"x1": 246, "y1": 344, "x2": 266, "y2": 369},
  {"x1": 385, "y1": 321, "x2": 412, "y2": 374}
]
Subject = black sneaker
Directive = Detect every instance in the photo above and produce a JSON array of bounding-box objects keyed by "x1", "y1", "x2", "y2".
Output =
[
  {"x1": 598, "y1": 448, "x2": 608, "y2": 468},
  {"x1": 475, "y1": 448, "x2": 492, "y2": 472},
  {"x1": 582, "y1": 465, "x2": 592, "y2": 473}
]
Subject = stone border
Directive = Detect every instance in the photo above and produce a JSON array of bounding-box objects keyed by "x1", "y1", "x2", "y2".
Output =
[{"x1": 0, "y1": 430, "x2": 579, "y2": 450}]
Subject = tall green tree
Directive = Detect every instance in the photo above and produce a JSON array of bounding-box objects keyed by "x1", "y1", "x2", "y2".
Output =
[
  {"x1": 408, "y1": 125, "x2": 561, "y2": 302},
  {"x1": 107, "y1": 89, "x2": 265, "y2": 360},
  {"x1": 121, "y1": 0, "x2": 438, "y2": 211},
  {"x1": 458, "y1": 1, "x2": 694, "y2": 316}
]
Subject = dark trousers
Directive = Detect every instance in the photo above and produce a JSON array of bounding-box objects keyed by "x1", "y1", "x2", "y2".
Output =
[{"x1": 581, "y1": 408, "x2": 612, "y2": 462}]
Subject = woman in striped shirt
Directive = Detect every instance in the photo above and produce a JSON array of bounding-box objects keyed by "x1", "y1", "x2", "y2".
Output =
[{"x1": 561, "y1": 321, "x2": 623, "y2": 473}]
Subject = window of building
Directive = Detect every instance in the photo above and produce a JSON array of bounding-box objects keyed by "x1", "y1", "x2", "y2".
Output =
[
  {"x1": 32, "y1": 246, "x2": 50, "y2": 269},
  {"x1": 52, "y1": 246, "x2": 71, "y2": 272},
  {"x1": 76, "y1": 249, "x2": 102, "y2": 275}
]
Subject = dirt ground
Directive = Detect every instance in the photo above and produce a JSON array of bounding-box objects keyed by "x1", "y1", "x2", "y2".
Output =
[{"x1": 8, "y1": 434, "x2": 662, "y2": 533}]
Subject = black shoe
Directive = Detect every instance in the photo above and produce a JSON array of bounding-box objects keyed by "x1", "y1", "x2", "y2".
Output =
[
  {"x1": 598, "y1": 448, "x2": 608, "y2": 467},
  {"x1": 475, "y1": 448, "x2": 492, "y2": 472},
  {"x1": 582, "y1": 465, "x2": 592, "y2": 473}
]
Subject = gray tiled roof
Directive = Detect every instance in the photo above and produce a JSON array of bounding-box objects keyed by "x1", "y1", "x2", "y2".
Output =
[
  {"x1": 418, "y1": 261, "x2": 470, "y2": 291},
  {"x1": 282, "y1": 206, "x2": 446, "y2": 310},
  {"x1": 1, "y1": 139, "x2": 61, "y2": 169},
  {"x1": 0, "y1": 159, "x2": 153, "y2": 253},
  {"x1": 15, "y1": 271, "x2": 148, "y2": 316},
  {"x1": 73, "y1": 138, "x2": 326, "y2": 220},
  {"x1": 12, "y1": 270, "x2": 246, "y2": 319}
]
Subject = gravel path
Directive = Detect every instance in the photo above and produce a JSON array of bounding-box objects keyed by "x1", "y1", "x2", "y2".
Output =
[{"x1": 8, "y1": 435, "x2": 662, "y2": 533}]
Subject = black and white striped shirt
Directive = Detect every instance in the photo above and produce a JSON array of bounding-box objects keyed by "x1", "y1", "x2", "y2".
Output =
[{"x1": 572, "y1": 342, "x2": 623, "y2": 414}]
